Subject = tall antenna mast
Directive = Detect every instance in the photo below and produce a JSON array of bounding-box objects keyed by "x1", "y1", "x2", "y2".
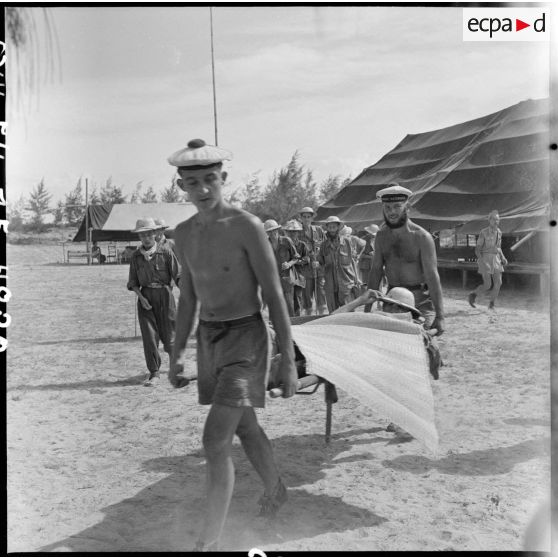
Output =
[{"x1": 210, "y1": 7, "x2": 218, "y2": 146}]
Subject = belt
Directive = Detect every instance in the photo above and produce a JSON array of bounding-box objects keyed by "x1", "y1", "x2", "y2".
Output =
[
  {"x1": 199, "y1": 312, "x2": 262, "y2": 343},
  {"x1": 144, "y1": 283, "x2": 167, "y2": 289},
  {"x1": 199, "y1": 312, "x2": 262, "y2": 344},
  {"x1": 199, "y1": 312, "x2": 262, "y2": 328}
]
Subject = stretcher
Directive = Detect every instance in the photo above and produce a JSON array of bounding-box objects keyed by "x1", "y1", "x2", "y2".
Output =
[
  {"x1": 174, "y1": 314, "x2": 439, "y2": 446},
  {"x1": 268, "y1": 314, "x2": 339, "y2": 444},
  {"x1": 269, "y1": 373, "x2": 339, "y2": 444},
  {"x1": 176, "y1": 315, "x2": 340, "y2": 443},
  {"x1": 177, "y1": 370, "x2": 337, "y2": 442}
]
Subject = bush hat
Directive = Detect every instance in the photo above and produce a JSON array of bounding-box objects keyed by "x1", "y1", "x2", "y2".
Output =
[
  {"x1": 364, "y1": 224, "x2": 380, "y2": 235},
  {"x1": 131, "y1": 218, "x2": 159, "y2": 233},
  {"x1": 263, "y1": 219, "x2": 282, "y2": 233},
  {"x1": 380, "y1": 287, "x2": 422, "y2": 319},
  {"x1": 299, "y1": 207, "x2": 315, "y2": 216},
  {"x1": 154, "y1": 218, "x2": 170, "y2": 230},
  {"x1": 324, "y1": 215, "x2": 343, "y2": 226},
  {"x1": 284, "y1": 219, "x2": 303, "y2": 231}
]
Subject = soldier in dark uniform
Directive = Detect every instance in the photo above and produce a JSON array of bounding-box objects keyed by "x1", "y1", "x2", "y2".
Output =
[
  {"x1": 127, "y1": 217, "x2": 181, "y2": 386},
  {"x1": 359, "y1": 224, "x2": 380, "y2": 311},
  {"x1": 283, "y1": 219, "x2": 309, "y2": 317},
  {"x1": 299, "y1": 207, "x2": 327, "y2": 315},
  {"x1": 265, "y1": 219, "x2": 300, "y2": 317}
]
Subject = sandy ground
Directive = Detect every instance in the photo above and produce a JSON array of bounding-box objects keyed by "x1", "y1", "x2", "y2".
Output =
[{"x1": 6, "y1": 244, "x2": 551, "y2": 552}]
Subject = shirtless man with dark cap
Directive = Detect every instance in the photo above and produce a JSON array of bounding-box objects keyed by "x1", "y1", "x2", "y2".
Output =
[
  {"x1": 167, "y1": 139, "x2": 297, "y2": 552},
  {"x1": 367, "y1": 183, "x2": 445, "y2": 334}
]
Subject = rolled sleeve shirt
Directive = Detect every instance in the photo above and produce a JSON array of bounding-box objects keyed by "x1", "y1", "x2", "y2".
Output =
[
  {"x1": 318, "y1": 236, "x2": 356, "y2": 292},
  {"x1": 271, "y1": 236, "x2": 300, "y2": 278},
  {"x1": 127, "y1": 245, "x2": 181, "y2": 290}
]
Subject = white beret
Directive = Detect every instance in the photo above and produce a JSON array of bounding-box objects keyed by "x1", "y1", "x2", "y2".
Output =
[{"x1": 167, "y1": 138, "x2": 232, "y2": 168}]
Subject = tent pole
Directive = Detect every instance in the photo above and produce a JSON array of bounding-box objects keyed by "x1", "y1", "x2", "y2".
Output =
[
  {"x1": 210, "y1": 7, "x2": 218, "y2": 146},
  {"x1": 85, "y1": 178, "x2": 91, "y2": 265}
]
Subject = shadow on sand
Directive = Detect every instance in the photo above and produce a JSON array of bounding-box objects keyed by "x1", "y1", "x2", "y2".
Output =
[
  {"x1": 9, "y1": 374, "x2": 150, "y2": 391},
  {"x1": 32, "y1": 336, "x2": 142, "y2": 346},
  {"x1": 30, "y1": 337, "x2": 196, "y2": 348},
  {"x1": 37, "y1": 433, "x2": 549, "y2": 551},
  {"x1": 382, "y1": 437, "x2": 549, "y2": 476},
  {"x1": 39, "y1": 428, "x2": 388, "y2": 552}
]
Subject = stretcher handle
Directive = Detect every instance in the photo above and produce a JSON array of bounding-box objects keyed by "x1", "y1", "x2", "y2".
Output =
[{"x1": 268, "y1": 374, "x2": 321, "y2": 398}]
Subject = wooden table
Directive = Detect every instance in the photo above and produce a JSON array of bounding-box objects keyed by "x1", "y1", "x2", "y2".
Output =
[{"x1": 437, "y1": 258, "x2": 550, "y2": 293}]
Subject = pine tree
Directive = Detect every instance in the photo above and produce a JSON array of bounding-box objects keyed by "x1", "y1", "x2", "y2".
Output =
[
  {"x1": 64, "y1": 178, "x2": 85, "y2": 225},
  {"x1": 52, "y1": 200, "x2": 65, "y2": 226},
  {"x1": 89, "y1": 187, "x2": 101, "y2": 205},
  {"x1": 26, "y1": 178, "x2": 52, "y2": 230},
  {"x1": 6, "y1": 194, "x2": 27, "y2": 232},
  {"x1": 238, "y1": 173, "x2": 265, "y2": 217},
  {"x1": 161, "y1": 177, "x2": 183, "y2": 203},
  {"x1": 318, "y1": 175, "x2": 351, "y2": 205},
  {"x1": 129, "y1": 181, "x2": 144, "y2": 204},
  {"x1": 141, "y1": 185, "x2": 158, "y2": 203},
  {"x1": 100, "y1": 177, "x2": 127, "y2": 204},
  {"x1": 259, "y1": 152, "x2": 319, "y2": 223}
]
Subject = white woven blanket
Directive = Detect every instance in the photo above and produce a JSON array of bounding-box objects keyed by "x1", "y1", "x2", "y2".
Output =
[{"x1": 291, "y1": 312, "x2": 439, "y2": 452}]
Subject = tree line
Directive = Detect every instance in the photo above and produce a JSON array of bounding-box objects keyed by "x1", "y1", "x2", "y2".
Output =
[{"x1": 8, "y1": 152, "x2": 350, "y2": 232}]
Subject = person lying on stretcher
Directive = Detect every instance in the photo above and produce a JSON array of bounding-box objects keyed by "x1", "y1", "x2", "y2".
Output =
[{"x1": 268, "y1": 287, "x2": 441, "y2": 390}]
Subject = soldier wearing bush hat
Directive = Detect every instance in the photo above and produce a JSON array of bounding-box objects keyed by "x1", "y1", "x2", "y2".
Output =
[
  {"x1": 166, "y1": 139, "x2": 298, "y2": 551},
  {"x1": 283, "y1": 220, "x2": 309, "y2": 316},
  {"x1": 366, "y1": 182, "x2": 445, "y2": 335},
  {"x1": 358, "y1": 223, "x2": 381, "y2": 309},
  {"x1": 340, "y1": 225, "x2": 366, "y2": 288},
  {"x1": 316, "y1": 215, "x2": 357, "y2": 312},
  {"x1": 127, "y1": 218, "x2": 181, "y2": 386},
  {"x1": 263, "y1": 219, "x2": 282, "y2": 233},
  {"x1": 154, "y1": 218, "x2": 176, "y2": 252},
  {"x1": 364, "y1": 223, "x2": 379, "y2": 236},
  {"x1": 265, "y1": 219, "x2": 301, "y2": 317},
  {"x1": 298, "y1": 207, "x2": 327, "y2": 315}
]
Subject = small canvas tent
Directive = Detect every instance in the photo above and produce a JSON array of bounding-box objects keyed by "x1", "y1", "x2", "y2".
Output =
[
  {"x1": 73, "y1": 202, "x2": 198, "y2": 242},
  {"x1": 315, "y1": 98, "x2": 549, "y2": 235}
]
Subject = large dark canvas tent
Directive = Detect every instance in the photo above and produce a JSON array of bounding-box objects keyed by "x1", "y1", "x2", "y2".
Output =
[
  {"x1": 73, "y1": 202, "x2": 197, "y2": 242},
  {"x1": 315, "y1": 98, "x2": 549, "y2": 235}
]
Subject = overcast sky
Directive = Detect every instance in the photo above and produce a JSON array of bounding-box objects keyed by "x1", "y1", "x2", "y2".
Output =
[{"x1": 7, "y1": 5, "x2": 550, "y2": 203}]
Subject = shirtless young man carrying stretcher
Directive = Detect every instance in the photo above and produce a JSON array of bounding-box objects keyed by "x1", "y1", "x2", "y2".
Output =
[{"x1": 167, "y1": 139, "x2": 298, "y2": 552}]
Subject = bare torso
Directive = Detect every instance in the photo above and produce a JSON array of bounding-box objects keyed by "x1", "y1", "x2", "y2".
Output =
[
  {"x1": 378, "y1": 221, "x2": 428, "y2": 286},
  {"x1": 175, "y1": 207, "x2": 262, "y2": 320}
]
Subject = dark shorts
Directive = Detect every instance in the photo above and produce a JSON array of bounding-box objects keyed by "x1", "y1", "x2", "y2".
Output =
[
  {"x1": 410, "y1": 288, "x2": 436, "y2": 329},
  {"x1": 196, "y1": 313, "x2": 271, "y2": 408}
]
